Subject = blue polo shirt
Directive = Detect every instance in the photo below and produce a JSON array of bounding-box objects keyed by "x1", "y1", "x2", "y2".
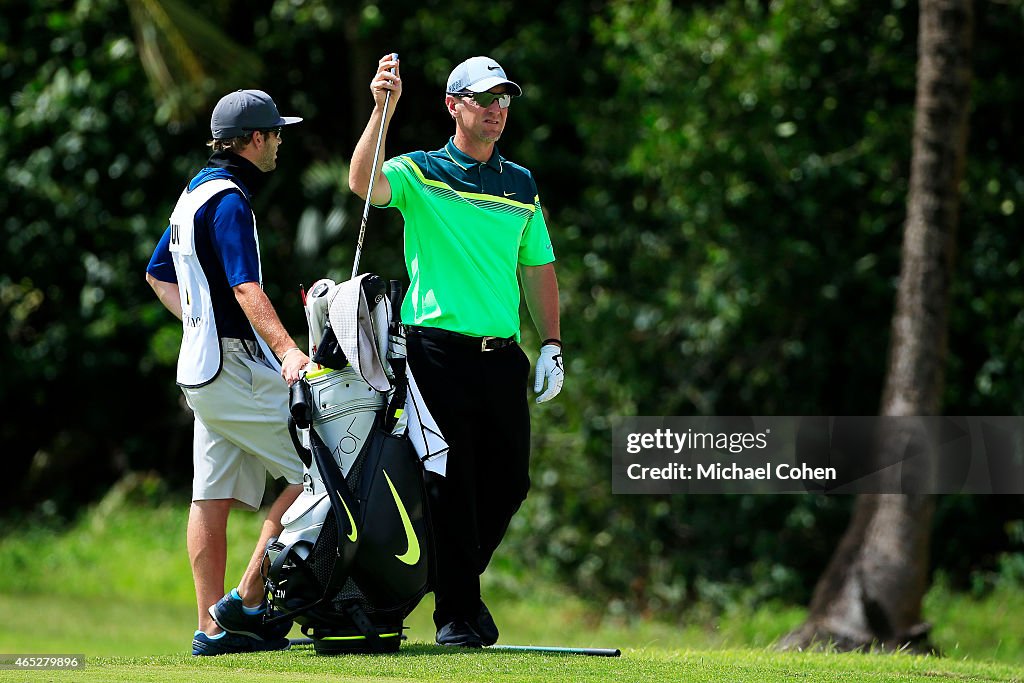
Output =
[{"x1": 147, "y1": 153, "x2": 263, "y2": 341}]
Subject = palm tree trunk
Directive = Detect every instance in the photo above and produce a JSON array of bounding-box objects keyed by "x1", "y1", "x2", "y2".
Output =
[{"x1": 782, "y1": 0, "x2": 973, "y2": 653}]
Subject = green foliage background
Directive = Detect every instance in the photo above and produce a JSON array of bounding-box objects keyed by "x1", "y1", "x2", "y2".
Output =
[{"x1": 2, "y1": 0, "x2": 1023, "y2": 617}]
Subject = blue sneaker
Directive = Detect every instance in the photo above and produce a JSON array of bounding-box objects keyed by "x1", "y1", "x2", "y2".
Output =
[
  {"x1": 209, "y1": 589, "x2": 293, "y2": 640},
  {"x1": 191, "y1": 630, "x2": 290, "y2": 656}
]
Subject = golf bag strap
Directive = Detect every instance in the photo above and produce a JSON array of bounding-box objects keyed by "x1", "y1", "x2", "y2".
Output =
[
  {"x1": 268, "y1": 540, "x2": 300, "y2": 580},
  {"x1": 264, "y1": 540, "x2": 323, "y2": 625},
  {"x1": 287, "y1": 416, "x2": 313, "y2": 469},
  {"x1": 344, "y1": 602, "x2": 380, "y2": 643}
]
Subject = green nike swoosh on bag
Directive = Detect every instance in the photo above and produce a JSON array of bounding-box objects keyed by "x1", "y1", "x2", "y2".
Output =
[
  {"x1": 338, "y1": 493, "x2": 358, "y2": 543},
  {"x1": 383, "y1": 470, "x2": 420, "y2": 566}
]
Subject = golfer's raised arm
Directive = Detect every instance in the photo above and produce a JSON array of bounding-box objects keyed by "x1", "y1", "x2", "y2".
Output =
[{"x1": 349, "y1": 54, "x2": 401, "y2": 205}]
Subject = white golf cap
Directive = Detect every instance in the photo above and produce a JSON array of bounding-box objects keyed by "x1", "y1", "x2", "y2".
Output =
[{"x1": 445, "y1": 56, "x2": 522, "y2": 96}]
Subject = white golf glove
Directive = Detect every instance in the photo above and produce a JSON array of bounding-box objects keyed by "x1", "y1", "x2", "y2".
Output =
[{"x1": 534, "y1": 343, "x2": 564, "y2": 404}]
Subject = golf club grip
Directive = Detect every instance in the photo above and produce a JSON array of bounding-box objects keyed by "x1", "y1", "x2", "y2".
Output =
[
  {"x1": 388, "y1": 279, "x2": 403, "y2": 323},
  {"x1": 352, "y1": 53, "x2": 398, "y2": 280}
]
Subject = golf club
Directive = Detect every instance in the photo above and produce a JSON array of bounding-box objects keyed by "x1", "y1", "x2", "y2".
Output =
[
  {"x1": 352, "y1": 52, "x2": 397, "y2": 280},
  {"x1": 489, "y1": 644, "x2": 621, "y2": 657},
  {"x1": 288, "y1": 638, "x2": 621, "y2": 657}
]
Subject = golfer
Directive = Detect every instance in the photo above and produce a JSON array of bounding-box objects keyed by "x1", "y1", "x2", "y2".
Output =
[
  {"x1": 146, "y1": 89, "x2": 309, "y2": 655},
  {"x1": 349, "y1": 54, "x2": 564, "y2": 648}
]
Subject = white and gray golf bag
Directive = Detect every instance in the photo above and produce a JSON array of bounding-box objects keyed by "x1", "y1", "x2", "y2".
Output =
[{"x1": 263, "y1": 273, "x2": 432, "y2": 654}]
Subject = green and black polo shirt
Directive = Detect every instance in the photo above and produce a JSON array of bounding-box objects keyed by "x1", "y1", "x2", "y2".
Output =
[{"x1": 378, "y1": 137, "x2": 555, "y2": 339}]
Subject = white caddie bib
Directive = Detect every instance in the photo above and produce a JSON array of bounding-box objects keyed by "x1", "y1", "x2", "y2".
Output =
[{"x1": 168, "y1": 178, "x2": 279, "y2": 387}]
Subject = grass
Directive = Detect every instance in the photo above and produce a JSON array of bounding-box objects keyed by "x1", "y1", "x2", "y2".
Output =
[
  {"x1": 0, "y1": 491, "x2": 1021, "y2": 682},
  {"x1": 6, "y1": 646, "x2": 1024, "y2": 682}
]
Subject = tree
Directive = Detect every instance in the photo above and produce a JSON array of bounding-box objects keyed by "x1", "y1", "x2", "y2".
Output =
[
  {"x1": 125, "y1": 0, "x2": 262, "y2": 125},
  {"x1": 782, "y1": 0, "x2": 974, "y2": 652}
]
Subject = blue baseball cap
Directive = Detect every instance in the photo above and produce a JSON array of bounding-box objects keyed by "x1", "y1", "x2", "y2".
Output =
[
  {"x1": 210, "y1": 89, "x2": 303, "y2": 139},
  {"x1": 446, "y1": 56, "x2": 522, "y2": 96}
]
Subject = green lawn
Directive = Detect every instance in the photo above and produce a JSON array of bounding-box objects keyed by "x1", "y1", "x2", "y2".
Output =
[
  {"x1": 6, "y1": 645, "x2": 1024, "y2": 683},
  {"x1": 0, "y1": 495, "x2": 1021, "y2": 682}
]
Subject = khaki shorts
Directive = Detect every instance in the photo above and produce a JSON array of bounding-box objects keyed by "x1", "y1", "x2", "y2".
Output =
[{"x1": 182, "y1": 339, "x2": 304, "y2": 510}]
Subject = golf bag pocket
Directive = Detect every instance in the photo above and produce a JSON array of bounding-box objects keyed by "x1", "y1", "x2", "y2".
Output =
[
  {"x1": 312, "y1": 320, "x2": 348, "y2": 370},
  {"x1": 265, "y1": 491, "x2": 342, "y2": 612},
  {"x1": 350, "y1": 429, "x2": 431, "y2": 611}
]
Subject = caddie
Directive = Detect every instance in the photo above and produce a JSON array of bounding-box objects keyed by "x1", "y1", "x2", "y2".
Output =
[{"x1": 146, "y1": 89, "x2": 309, "y2": 656}]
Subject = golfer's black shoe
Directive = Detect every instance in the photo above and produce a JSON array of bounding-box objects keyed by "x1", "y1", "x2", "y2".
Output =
[
  {"x1": 209, "y1": 589, "x2": 292, "y2": 640},
  {"x1": 191, "y1": 630, "x2": 290, "y2": 656},
  {"x1": 436, "y1": 620, "x2": 483, "y2": 648},
  {"x1": 477, "y1": 601, "x2": 499, "y2": 646}
]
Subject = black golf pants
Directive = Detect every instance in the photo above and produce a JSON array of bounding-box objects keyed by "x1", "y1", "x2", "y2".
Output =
[{"x1": 406, "y1": 327, "x2": 531, "y2": 629}]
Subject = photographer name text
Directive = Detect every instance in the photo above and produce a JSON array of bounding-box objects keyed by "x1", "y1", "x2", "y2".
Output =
[
  {"x1": 626, "y1": 461, "x2": 836, "y2": 481},
  {"x1": 624, "y1": 427, "x2": 835, "y2": 482}
]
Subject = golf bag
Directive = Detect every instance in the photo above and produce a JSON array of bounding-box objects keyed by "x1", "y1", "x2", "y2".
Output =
[{"x1": 264, "y1": 273, "x2": 432, "y2": 655}]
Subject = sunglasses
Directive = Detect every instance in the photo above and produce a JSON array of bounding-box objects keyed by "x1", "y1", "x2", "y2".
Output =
[
  {"x1": 246, "y1": 126, "x2": 283, "y2": 137},
  {"x1": 448, "y1": 91, "x2": 513, "y2": 109}
]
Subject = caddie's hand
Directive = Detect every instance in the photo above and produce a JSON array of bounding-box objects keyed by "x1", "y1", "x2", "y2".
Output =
[
  {"x1": 371, "y1": 53, "x2": 401, "y2": 110},
  {"x1": 534, "y1": 344, "x2": 564, "y2": 403},
  {"x1": 280, "y1": 347, "x2": 310, "y2": 386}
]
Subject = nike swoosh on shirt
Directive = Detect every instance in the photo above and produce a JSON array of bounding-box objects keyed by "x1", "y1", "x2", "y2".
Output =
[
  {"x1": 384, "y1": 470, "x2": 421, "y2": 566},
  {"x1": 503, "y1": 191, "x2": 515, "y2": 197}
]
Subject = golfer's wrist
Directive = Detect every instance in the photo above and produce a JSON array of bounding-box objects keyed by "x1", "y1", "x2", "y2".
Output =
[
  {"x1": 281, "y1": 346, "x2": 303, "y2": 361},
  {"x1": 541, "y1": 338, "x2": 562, "y2": 348}
]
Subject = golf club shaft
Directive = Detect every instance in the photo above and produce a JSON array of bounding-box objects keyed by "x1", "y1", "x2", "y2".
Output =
[
  {"x1": 489, "y1": 644, "x2": 621, "y2": 657},
  {"x1": 352, "y1": 54, "x2": 397, "y2": 280},
  {"x1": 288, "y1": 638, "x2": 620, "y2": 657}
]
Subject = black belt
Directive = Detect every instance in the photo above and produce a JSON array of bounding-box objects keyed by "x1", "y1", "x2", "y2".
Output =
[{"x1": 408, "y1": 326, "x2": 516, "y2": 352}]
